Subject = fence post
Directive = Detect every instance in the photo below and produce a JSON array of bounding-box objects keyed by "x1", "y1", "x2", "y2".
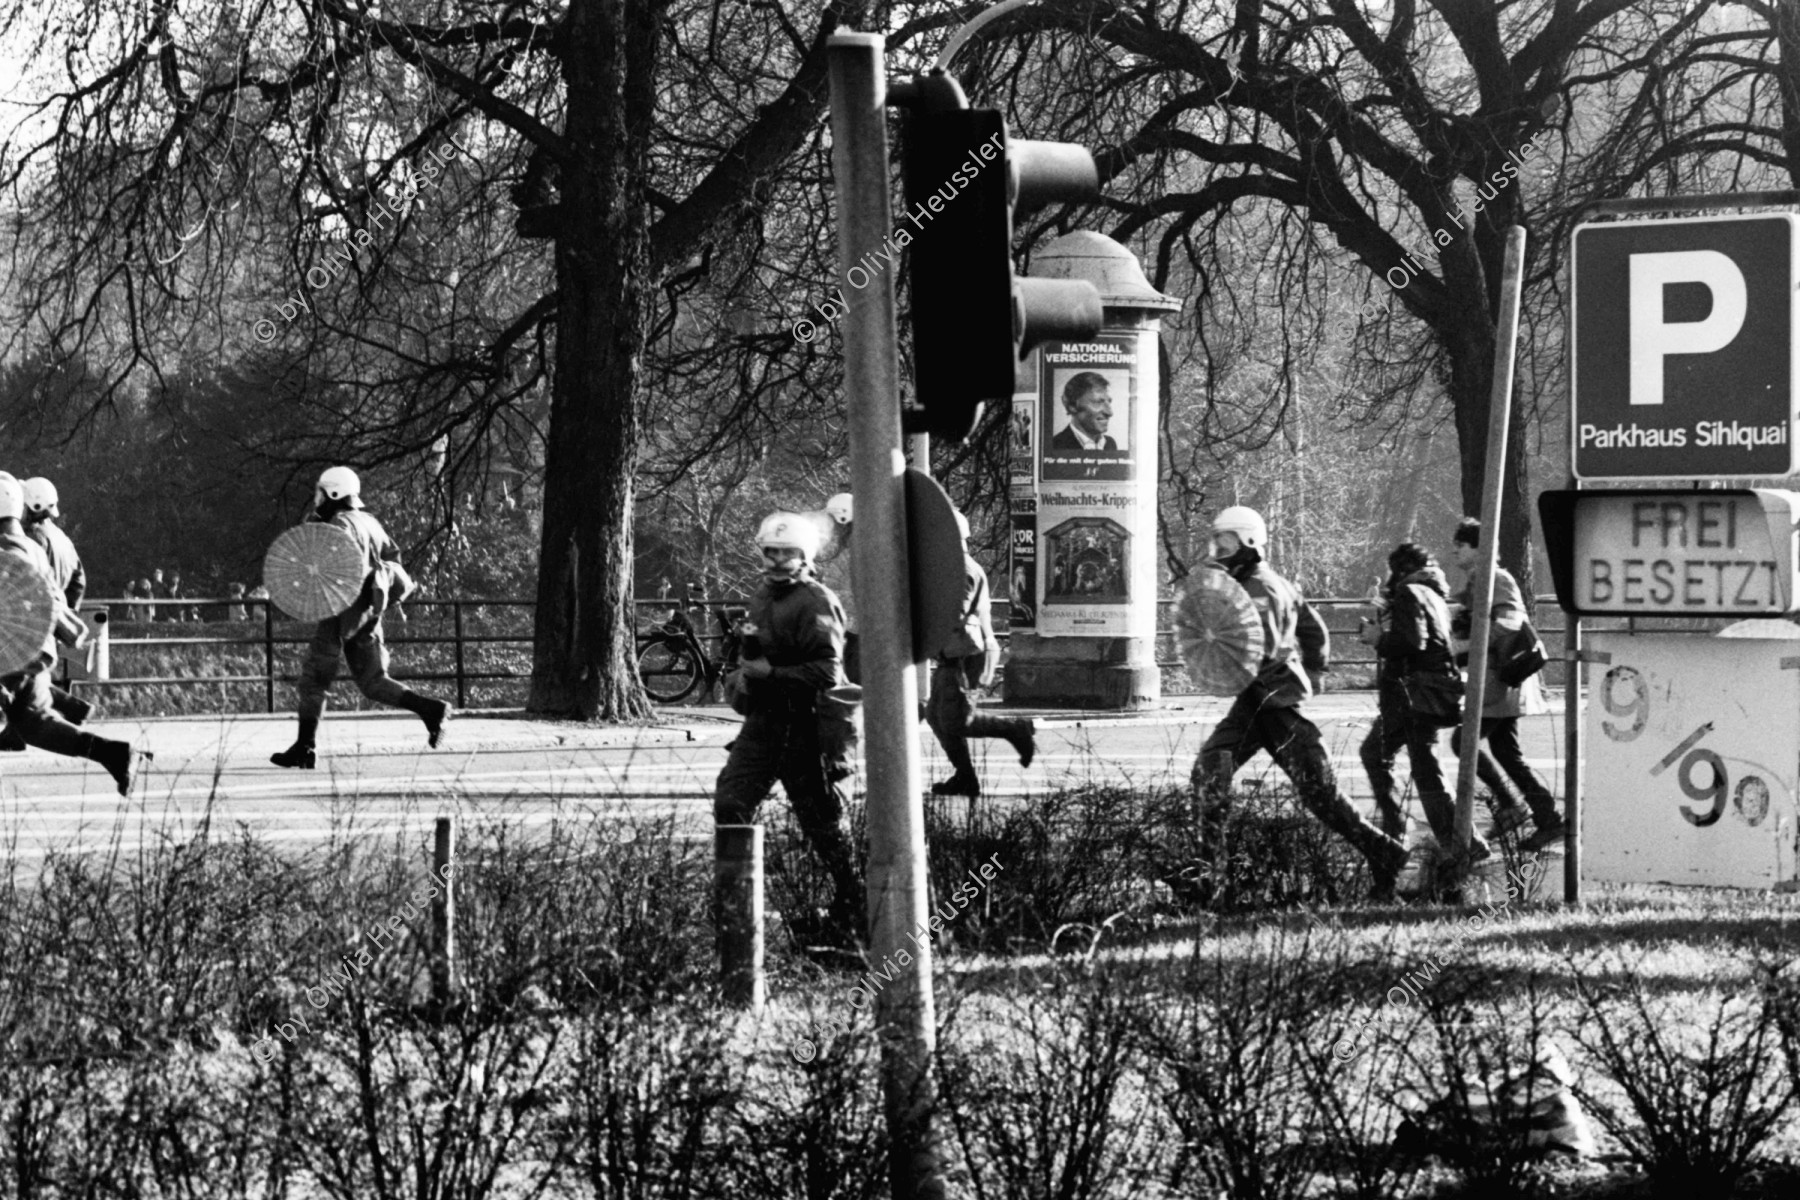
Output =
[
  {"x1": 263, "y1": 598, "x2": 276, "y2": 714},
  {"x1": 430, "y1": 815, "x2": 458, "y2": 1013},
  {"x1": 453, "y1": 601, "x2": 467, "y2": 710},
  {"x1": 713, "y1": 824, "x2": 765, "y2": 1010}
]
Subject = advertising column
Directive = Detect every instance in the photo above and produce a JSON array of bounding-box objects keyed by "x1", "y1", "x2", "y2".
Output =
[{"x1": 1004, "y1": 233, "x2": 1180, "y2": 709}]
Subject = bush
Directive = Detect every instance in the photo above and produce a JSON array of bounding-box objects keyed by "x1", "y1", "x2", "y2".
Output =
[{"x1": 1571, "y1": 952, "x2": 1797, "y2": 1198}]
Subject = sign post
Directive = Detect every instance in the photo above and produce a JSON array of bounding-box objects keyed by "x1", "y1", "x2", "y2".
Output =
[{"x1": 1452, "y1": 227, "x2": 1527, "y2": 859}]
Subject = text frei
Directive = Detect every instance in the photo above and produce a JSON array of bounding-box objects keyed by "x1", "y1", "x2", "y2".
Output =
[
  {"x1": 250, "y1": 860, "x2": 455, "y2": 1062},
  {"x1": 251, "y1": 134, "x2": 468, "y2": 345},
  {"x1": 792, "y1": 133, "x2": 1005, "y2": 342},
  {"x1": 1576, "y1": 495, "x2": 1788, "y2": 611}
]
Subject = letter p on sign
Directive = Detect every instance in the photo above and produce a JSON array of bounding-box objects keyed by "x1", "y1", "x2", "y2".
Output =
[
  {"x1": 1573, "y1": 213, "x2": 1797, "y2": 480},
  {"x1": 1630, "y1": 250, "x2": 1747, "y2": 406}
]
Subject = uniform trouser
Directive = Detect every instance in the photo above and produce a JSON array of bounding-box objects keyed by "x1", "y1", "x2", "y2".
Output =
[
  {"x1": 297, "y1": 615, "x2": 410, "y2": 723},
  {"x1": 1193, "y1": 688, "x2": 1401, "y2": 869},
  {"x1": 714, "y1": 700, "x2": 862, "y2": 910},
  {"x1": 925, "y1": 652, "x2": 1030, "y2": 781},
  {"x1": 1451, "y1": 717, "x2": 1559, "y2": 825},
  {"x1": 1, "y1": 658, "x2": 99, "y2": 758}
]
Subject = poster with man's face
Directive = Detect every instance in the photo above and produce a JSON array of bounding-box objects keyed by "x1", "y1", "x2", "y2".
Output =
[{"x1": 1040, "y1": 336, "x2": 1136, "y2": 482}]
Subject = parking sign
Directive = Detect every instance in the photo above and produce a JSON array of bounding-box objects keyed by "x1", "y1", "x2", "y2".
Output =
[{"x1": 1572, "y1": 214, "x2": 1799, "y2": 479}]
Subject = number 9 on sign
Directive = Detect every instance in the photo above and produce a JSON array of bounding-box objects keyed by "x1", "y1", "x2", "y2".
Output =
[
  {"x1": 1600, "y1": 665, "x2": 1648, "y2": 742},
  {"x1": 1677, "y1": 748, "x2": 1727, "y2": 827}
]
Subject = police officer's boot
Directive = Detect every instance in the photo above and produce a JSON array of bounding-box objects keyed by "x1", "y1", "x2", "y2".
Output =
[
  {"x1": 396, "y1": 691, "x2": 452, "y2": 749},
  {"x1": 84, "y1": 734, "x2": 144, "y2": 797},
  {"x1": 271, "y1": 718, "x2": 318, "y2": 769}
]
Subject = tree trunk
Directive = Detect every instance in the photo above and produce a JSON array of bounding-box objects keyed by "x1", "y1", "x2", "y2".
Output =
[
  {"x1": 1447, "y1": 318, "x2": 1537, "y2": 604},
  {"x1": 528, "y1": 0, "x2": 662, "y2": 719}
]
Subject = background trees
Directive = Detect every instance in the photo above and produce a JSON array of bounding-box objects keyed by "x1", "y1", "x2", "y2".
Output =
[{"x1": 8, "y1": 0, "x2": 1800, "y2": 715}]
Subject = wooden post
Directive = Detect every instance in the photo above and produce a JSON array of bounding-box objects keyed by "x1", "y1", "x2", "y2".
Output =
[
  {"x1": 431, "y1": 816, "x2": 458, "y2": 1009},
  {"x1": 1453, "y1": 225, "x2": 1528, "y2": 852},
  {"x1": 713, "y1": 824, "x2": 765, "y2": 1010}
]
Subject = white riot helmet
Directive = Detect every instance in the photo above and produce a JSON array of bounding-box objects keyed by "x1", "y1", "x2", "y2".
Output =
[
  {"x1": 314, "y1": 465, "x2": 365, "y2": 510},
  {"x1": 22, "y1": 477, "x2": 58, "y2": 519},
  {"x1": 825, "y1": 492, "x2": 854, "y2": 526},
  {"x1": 0, "y1": 477, "x2": 23, "y2": 521},
  {"x1": 756, "y1": 511, "x2": 821, "y2": 578},
  {"x1": 1211, "y1": 505, "x2": 1267, "y2": 555}
]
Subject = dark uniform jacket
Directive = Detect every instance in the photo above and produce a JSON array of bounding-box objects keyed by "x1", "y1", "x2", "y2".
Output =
[
  {"x1": 1223, "y1": 559, "x2": 1330, "y2": 709},
  {"x1": 0, "y1": 530, "x2": 60, "y2": 663},
  {"x1": 745, "y1": 575, "x2": 848, "y2": 705},
  {"x1": 316, "y1": 508, "x2": 408, "y2": 632},
  {"x1": 26, "y1": 521, "x2": 84, "y2": 609}
]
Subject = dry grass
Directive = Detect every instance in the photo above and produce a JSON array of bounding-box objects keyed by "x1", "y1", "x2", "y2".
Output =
[{"x1": 2, "y1": 780, "x2": 1798, "y2": 1198}]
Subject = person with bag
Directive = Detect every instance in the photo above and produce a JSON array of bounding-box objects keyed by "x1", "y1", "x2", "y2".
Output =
[
  {"x1": 1183, "y1": 507, "x2": 1410, "y2": 903},
  {"x1": 924, "y1": 509, "x2": 1036, "y2": 798},
  {"x1": 714, "y1": 511, "x2": 864, "y2": 948},
  {"x1": 1359, "y1": 540, "x2": 1491, "y2": 863},
  {"x1": 1447, "y1": 518, "x2": 1565, "y2": 852},
  {"x1": 269, "y1": 466, "x2": 451, "y2": 768}
]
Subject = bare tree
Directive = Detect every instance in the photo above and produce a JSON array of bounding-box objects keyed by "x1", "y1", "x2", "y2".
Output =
[
  {"x1": 0, "y1": 0, "x2": 872, "y2": 719},
  {"x1": 946, "y1": 0, "x2": 1730, "y2": 595}
]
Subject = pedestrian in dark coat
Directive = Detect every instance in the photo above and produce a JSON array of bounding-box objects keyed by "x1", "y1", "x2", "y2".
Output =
[{"x1": 1360, "y1": 541, "x2": 1491, "y2": 861}]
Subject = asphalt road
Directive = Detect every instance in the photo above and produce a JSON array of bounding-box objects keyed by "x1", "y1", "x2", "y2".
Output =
[{"x1": 0, "y1": 693, "x2": 1571, "y2": 862}]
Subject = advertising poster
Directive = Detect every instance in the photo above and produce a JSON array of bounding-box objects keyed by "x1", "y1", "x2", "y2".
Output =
[
  {"x1": 1037, "y1": 488, "x2": 1137, "y2": 636},
  {"x1": 1009, "y1": 393, "x2": 1035, "y2": 486},
  {"x1": 1009, "y1": 510, "x2": 1037, "y2": 630},
  {"x1": 1040, "y1": 336, "x2": 1137, "y2": 483}
]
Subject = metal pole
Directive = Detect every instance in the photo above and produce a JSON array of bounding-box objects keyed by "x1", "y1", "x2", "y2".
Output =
[
  {"x1": 263, "y1": 598, "x2": 276, "y2": 714},
  {"x1": 1453, "y1": 226, "x2": 1528, "y2": 852},
  {"x1": 829, "y1": 32, "x2": 947, "y2": 1200},
  {"x1": 1563, "y1": 475, "x2": 1583, "y2": 905},
  {"x1": 713, "y1": 824, "x2": 765, "y2": 1010},
  {"x1": 453, "y1": 601, "x2": 468, "y2": 709}
]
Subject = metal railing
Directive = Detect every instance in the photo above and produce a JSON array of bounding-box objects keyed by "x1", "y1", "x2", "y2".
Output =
[
  {"x1": 75, "y1": 597, "x2": 536, "y2": 712},
  {"x1": 72, "y1": 593, "x2": 1573, "y2": 712}
]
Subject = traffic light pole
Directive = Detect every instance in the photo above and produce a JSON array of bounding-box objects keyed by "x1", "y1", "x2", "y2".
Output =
[{"x1": 827, "y1": 32, "x2": 949, "y2": 1200}]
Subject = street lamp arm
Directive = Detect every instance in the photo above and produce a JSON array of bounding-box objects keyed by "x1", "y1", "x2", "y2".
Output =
[{"x1": 934, "y1": 0, "x2": 1043, "y2": 71}]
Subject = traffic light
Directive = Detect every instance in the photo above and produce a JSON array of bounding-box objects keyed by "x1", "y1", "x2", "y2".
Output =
[{"x1": 894, "y1": 72, "x2": 1104, "y2": 442}]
